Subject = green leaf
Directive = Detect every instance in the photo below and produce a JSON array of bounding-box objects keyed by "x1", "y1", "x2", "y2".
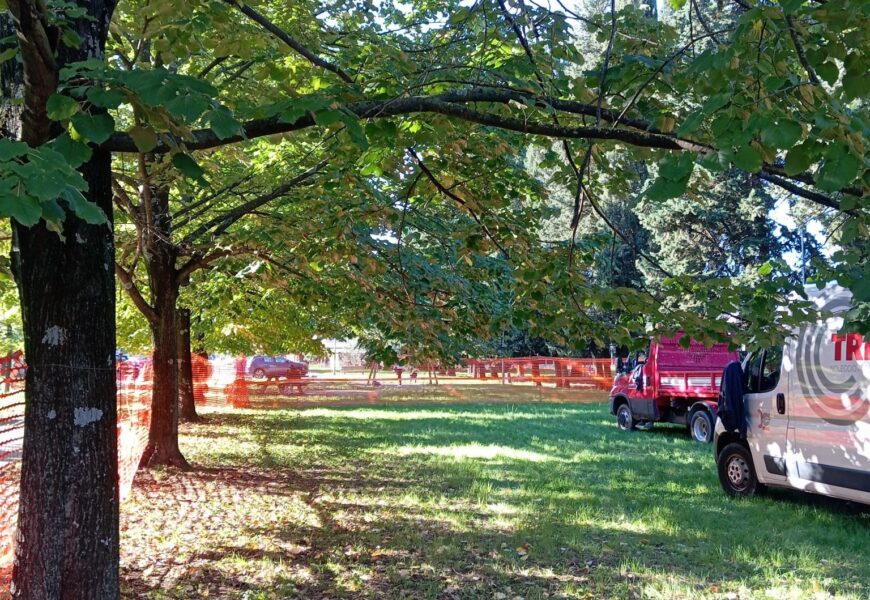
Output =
[
  {"x1": 70, "y1": 112, "x2": 115, "y2": 143},
  {"x1": 0, "y1": 48, "x2": 17, "y2": 64},
  {"x1": 701, "y1": 93, "x2": 730, "y2": 114},
  {"x1": 675, "y1": 111, "x2": 704, "y2": 136},
  {"x1": 758, "y1": 262, "x2": 773, "y2": 276},
  {"x1": 46, "y1": 94, "x2": 79, "y2": 120},
  {"x1": 784, "y1": 143, "x2": 814, "y2": 175},
  {"x1": 172, "y1": 153, "x2": 206, "y2": 182},
  {"x1": 853, "y1": 276, "x2": 870, "y2": 302},
  {"x1": 49, "y1": 133, "x2": 92, "y2": 168},
  {"x1": 339, "y1": 111, "x2": 368, "y2": 149},
  {"x1": 0, "y1": 181, "x2": 41, "y2": 226},
  {"x1": 0, "y1": 140, "x2": 28, "y2": 162},
  {"x1": 842, "y1": 61, "x2": 870, "y2": 99},
  {"x1": 698, "y1": 151, "x2": 728, "y2": 172},
  {"x1": 839, "y1": 196, "x2": 858, "y2": 211},
  {"x1": 646, "y1": 176, "x2": 689, "y2": 201},
  {"x1": 41, "y1": 198, "x2": 66, "y2": 235},
  {"x1": 62, "y1": 188, "x2": 106, "y2": 224},
  {"x1": 779, "y1": 0, "x2": 803, "y2": 13},
  {"x1": 278, "y1": 96, "x2": 331, "y2": 123},
  {"x1": 313, "y1": 109, "x2": 344, "y2": 127},
  {"x1": 815, "y1": 62, "x2": 838, "y2": 86},
  {"x1": 165, "y1": 94, "x2": 210, "y2": 122},
  {"x1": 26, "y1": 171, "x2": 70, "y2": 200},
  {"x1": 86, "y1": 86, "x2": 126, "y2": 109},
  {"x1": 205, "y1": 107, "x2": 242, "y2": 140},
  {"x1": 128, "y1": 126, "x2": 158, "y2": 153},
  {"x1": 815, "y1": 144, "x2": 859, "y2": 192},
  {"x1": 60, "y1": 28, "x2": 81, "y2": 48},
  {"x1": 763, "y1": 76, "x2": 786, "y2": 93},
  {"x1": 759, "y1": 120, "x2": 802, "y2": 149},
  {"x1": 732, "y1": 145, "x2": 762, "y2": 173},
  {"x1": 659, "y1": 153, "x2": 695, "y2": 182}
]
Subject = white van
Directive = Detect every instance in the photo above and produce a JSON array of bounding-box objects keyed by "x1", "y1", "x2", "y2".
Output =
[{"x1": 713, "y1": 284, "x2": 870, "y2": 505}]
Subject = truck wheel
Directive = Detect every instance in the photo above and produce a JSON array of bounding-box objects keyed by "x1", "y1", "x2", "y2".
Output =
[
  {"x1": 689, "y1": 409, "x2": 713, "y2": 443},
  {"x1": 616, "y1": 403, "x2": 635, "y2": 431},
  {"x1": 717, "y1": 443, "x2": 761, "y2": 497}
]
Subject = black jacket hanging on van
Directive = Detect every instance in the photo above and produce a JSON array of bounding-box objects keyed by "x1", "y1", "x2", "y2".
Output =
[{"x1": 718, "y1": 361, "x2": 746, "y2": 439}]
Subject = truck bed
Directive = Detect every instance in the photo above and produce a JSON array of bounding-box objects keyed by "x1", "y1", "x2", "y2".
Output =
[{"x1": 656, "y1": 370, "x2": 723, "y2": 399}]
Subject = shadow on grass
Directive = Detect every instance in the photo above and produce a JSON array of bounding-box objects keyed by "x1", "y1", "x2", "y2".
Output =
[{"x1": 122, "y1": 401, "x2": 870, "y2": 599}]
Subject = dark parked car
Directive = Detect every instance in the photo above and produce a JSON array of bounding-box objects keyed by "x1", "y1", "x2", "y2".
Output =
[{"x1": 247, "y1": 355, "x2": 308, "y2": 380}]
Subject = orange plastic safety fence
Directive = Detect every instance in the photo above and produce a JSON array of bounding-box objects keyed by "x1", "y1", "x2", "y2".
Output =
[
  {"x1": 463, "y1": 357, "x2": 614, "y2": 389},
  {"x1": 0, "y1": 352, "x2": 153, "y2": 585},
  {"x1": 0, "y1": 352, "x2": 613, "y2": 588}
]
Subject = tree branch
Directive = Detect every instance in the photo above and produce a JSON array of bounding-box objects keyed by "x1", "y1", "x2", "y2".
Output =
[
  {"x1": 175, "y1": 249, "x2": 237, "y2": 284},
  {"x1": 407, "y1": 147, "x2": 510, "y2": 260},
  {"x1": 104, "y1": 90, "x2": 705, "y2": 153},
  {"x1": 223, "y1": 0, "x2": 353, "y2": 84},
  {"x1": 102, "y1": 89, "x2": 865, "y2": 209},
  {"x1": 7, "y1": 0, "x2": 58, "y2": 146},
  {"x1": 115, "y1": 263, "x2": 158, "y2": 324},
  {"x1": 785, "y1": 14, "x2": 820, "y2": 87},
  {"x1": 181, "y1": 160, "x2": 327, "y2": 244},
  {"x1": 757, "y1": 172, "x2": 856, "y2": 215}
]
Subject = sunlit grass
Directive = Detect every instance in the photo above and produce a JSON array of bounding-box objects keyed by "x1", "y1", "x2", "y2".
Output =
[{"x1": 122, "y1": 393, "x2": 870, "y2": 599}]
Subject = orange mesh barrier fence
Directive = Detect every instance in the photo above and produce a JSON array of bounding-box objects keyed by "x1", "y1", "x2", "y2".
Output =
[
  {"x1": 0, "y1": 352, "x2": 152, "y2": 583},
  {"x1": 188, "y1": 356, "x2": 614, "y2": 407},
  {"x1": 0, "y1": 352, "x2": 612, "y2": 586},
  {"x1": 463, "y1": 357, "x2": 614, "y2": 389}
]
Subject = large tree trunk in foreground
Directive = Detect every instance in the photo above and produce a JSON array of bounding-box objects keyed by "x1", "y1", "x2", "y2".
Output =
[
  {"x1": 11, "y1": 150, "x2": 119, "y2": 599},
  {"x1": 177, "y1": 308, "x2": 199, "y2": 422},
  {"x1": 6, "y1": 1, "x2": 120, "y2": 597}
]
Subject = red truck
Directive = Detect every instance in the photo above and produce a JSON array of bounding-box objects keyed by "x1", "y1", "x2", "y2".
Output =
[{"x1": 609, "y1": 335, "x2": 739, "y2": 443}]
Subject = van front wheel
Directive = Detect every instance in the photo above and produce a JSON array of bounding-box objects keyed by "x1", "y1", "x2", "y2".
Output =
[
  {"x1": 616, "y1": 403, "x2": 635, "y2": 431},
  {"x1": 717, "y1": 443, "x2": 761, "y2": 497}
]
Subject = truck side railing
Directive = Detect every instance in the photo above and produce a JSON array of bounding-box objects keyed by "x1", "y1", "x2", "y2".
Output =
[{"x1": 656, "y1": 370, "x2": 723, "y2": 399}]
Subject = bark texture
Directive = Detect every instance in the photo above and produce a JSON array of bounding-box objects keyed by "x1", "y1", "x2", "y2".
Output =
[
  {"x1": 139, "y1": 185, "x2": 189, "y2": 469},
  {"x1": 5, "y1": 3, "x2": 120, "y2": 597},
  {"x1": 177, "y1": 308, "x2": 199, "y2": 422}
]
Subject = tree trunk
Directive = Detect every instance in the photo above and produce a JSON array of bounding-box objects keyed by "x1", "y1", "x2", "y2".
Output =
[
  {"x1": 139, "y1": 185, "x2": 188, "y2": 469},
  {"x1": 11, "y1": 149, "x2": 120, "y2": 600},
  {"x1": 5, "y1": 1, "x2": 120, "y2": 596},
  {"x1": 177, "y1": 308, "x2": 199, "y2": 422}
]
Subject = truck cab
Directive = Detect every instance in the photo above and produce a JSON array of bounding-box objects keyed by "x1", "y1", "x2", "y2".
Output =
[
  {"x1": 609, "y1": 335, "x2": 739, "y2": 442},
  {"x1": 714, "y1": 284, "x2": 870, "y2": 505}
]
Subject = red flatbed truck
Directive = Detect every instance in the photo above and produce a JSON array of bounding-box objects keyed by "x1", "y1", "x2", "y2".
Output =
[{"x1": 609, "y1": 335, "x2": 739, "y2": 443}]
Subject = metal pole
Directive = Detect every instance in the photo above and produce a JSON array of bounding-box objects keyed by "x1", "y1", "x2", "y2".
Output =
[{"x1": 800, "y1": 223, "x2": 806, "y2": 286}]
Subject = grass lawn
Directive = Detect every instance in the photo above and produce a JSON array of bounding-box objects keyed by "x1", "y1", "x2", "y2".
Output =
[{"x1": 120, "y1": 387, "x2": 869, "y2": 599}]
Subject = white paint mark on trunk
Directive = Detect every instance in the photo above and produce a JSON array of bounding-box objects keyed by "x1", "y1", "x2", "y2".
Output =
[
  {"x1": 47, "y1": 409, "x2": 56, "y2": 420},
  {"x1": 41, "y1": 325, "x2": 67, "y2": 347},
  {"x1": 74, "y1": 406, "x2": 103, "y2": 427}
]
